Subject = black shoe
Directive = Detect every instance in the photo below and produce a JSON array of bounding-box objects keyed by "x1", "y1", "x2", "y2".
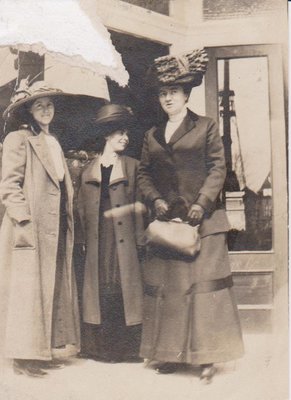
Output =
[
  {"x1": 199, "y1": 364, "x2": 217, "y2": 384},
  {"x1": 13, "y1": 360, "x2": 47, "y2": 378},
  {"x1": 155, "y1": 363, "x2": 178, "y2": 374}
]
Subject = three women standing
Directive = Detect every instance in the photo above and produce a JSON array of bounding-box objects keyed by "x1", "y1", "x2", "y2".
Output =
[
  {"x1": 138, "y1": 49, "x2": 244, "y2": 382},
  {"x1": 78, "y1": 104, "x2": 144, "y2": 363},
  {"x1": 0, "y1": 80, "x2": 80, "y2": 377}
]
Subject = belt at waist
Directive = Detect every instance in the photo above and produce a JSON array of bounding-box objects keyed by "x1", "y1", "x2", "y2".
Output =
[{"x1": 144, "y1": 275, "x2": 233, "y2": 298}]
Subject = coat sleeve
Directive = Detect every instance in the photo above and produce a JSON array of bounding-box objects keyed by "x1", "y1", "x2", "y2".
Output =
[
  {"x1": 0, "y1": 130, "x2": 32, "y2": 223},
  {"x1": 137, "y1": 130, "x2": 163, "y2": 205},
  {"x1": 195, "y1": 119, "x2": 226, "y2": 213}
]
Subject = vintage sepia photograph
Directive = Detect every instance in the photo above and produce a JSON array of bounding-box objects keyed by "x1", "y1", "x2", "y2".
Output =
[{"x1": 0, "y1": 1, "x2": 288, "y2": 399}]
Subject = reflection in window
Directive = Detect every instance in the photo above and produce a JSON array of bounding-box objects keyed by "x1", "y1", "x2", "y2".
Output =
[{"x1": 218, "y1": 57, "x2": 272, "y2": 251}]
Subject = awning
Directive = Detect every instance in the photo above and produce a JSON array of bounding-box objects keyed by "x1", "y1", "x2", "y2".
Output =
[{"x1": 0, "y1": 0, "x2": 129, "y2": 86}]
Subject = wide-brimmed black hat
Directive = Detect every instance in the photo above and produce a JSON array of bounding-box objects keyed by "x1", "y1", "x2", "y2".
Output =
[
  {"x1": 93, "y1": 104, "x2": 135, "y2": 130},
  {"x1": 146, "y1": 48, "x2": 208, "y2": 90}
]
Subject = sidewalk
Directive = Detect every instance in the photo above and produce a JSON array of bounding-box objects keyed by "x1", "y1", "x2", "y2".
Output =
[{"x1": 0, "y1": 333, "x2": 288, "y2": 400}]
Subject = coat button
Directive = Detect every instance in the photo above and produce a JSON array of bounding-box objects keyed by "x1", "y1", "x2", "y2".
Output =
[
  {"x1": 118, "y1": 221, "x2": 122, "y2": 225},
  {"x1": 119, "y1": 239, "x2": 124, "y2": 243},
  {"x1": 116, "y1": 204, "x2": 120, "y2": 207}
]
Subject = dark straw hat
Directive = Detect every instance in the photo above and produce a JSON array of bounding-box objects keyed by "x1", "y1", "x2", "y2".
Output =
[
  {"x1": 146, "y1": 48, "x2": 208, "y2": 89},
  {"x1": 93, "y1": 104, "x2": 135, "y2": 129},
  {"x1": 3, "y1": 78, "x2": 69, "y2": 120}
]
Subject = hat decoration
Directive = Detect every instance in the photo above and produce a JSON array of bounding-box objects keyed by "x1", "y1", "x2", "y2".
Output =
[{"x1": 148, "y1": 48, "x2": 208, "y2": 88}]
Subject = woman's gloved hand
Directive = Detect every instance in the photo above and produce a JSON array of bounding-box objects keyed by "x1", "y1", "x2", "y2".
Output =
[
  {"x1": 187, "y1": 204, "x2": 204, "y2": 226},
  {"x1": 154, "y1": 199, "x2": 169, "y2": 220}
]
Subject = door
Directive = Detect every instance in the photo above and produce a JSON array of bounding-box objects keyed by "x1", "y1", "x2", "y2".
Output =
[{"x1": 205, "y1": 45, "x2": 287, "y2": 333}]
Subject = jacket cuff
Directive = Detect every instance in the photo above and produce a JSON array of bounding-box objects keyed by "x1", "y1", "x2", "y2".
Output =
[
  {"x1": 195, "y1": 194, "x2": 215, "y2": 213},
  {"x1": 7, "y1": 206, "x2": 31, "y2": 224}
]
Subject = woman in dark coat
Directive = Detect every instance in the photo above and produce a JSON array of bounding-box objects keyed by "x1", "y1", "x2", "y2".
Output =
[
  {"x1": 138, "y1": 49, "x2": 244, "y2": 382},
  {"x1": 78, "y1": 104, "x2": 145, "y2": 363},
  {"x1": 0, "y1": 80, "x2": 80, "y2": 377}
]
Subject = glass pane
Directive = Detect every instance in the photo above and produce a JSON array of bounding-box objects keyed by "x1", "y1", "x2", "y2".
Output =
[
  {"x1": 121, "y1": 0, "x2": 170, "y2": 15},
  {"x1": 203, "y1": 0, "x2": 284, "y2": 20},
  {"x1": 217, "y1": 57, "x2": 272, "y2": 251}
]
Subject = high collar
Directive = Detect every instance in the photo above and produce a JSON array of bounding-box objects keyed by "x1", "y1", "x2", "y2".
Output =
[
  {"x1": 153, "y1": 108, "x2": 199, "y2": 148},
  {"x1": 83, "y1": 154, "x2": 128, "y2": 186}
]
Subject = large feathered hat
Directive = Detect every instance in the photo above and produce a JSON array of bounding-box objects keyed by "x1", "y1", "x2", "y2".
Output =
[
  {"x1": 146, "y1": 48, "x2": 208, "y2": 89},
  {"x1": 3, "y1": 78, "x2": 67, "y2": 120}
]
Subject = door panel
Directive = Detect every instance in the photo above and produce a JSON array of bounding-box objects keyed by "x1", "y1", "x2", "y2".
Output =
[{"x1": 205, "y1": 45, "x2": 287, "y2": 332}]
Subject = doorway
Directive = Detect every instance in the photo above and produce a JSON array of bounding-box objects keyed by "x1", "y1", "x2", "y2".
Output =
[
  {"x1": 205, "y1": 45, "x2": 287, "y2": 333},
  {"x1": 107, "y1": 30, "x2": 169, "y2": 158}
]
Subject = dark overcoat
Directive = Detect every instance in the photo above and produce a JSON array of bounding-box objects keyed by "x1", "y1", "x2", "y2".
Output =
[
  {"x1": 0, "y1": 129, "x2": 80, "y2": 360},
  {"x1": 77, "y1": 155, "x2": 144, "y2": 326},
  {"x1": 137, "y1": 110, "x2": 244, "y2": 364}
]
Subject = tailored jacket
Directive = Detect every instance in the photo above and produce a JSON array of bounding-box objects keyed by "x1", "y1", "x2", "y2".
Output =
[
  {"x1": 77, "y1": 155, "x2": 144, "y2": 326},
  {"x1": 137, "y1": 109, "x2": 230, "y2": 237},
  {"x1": 0, "y1": 129, "x2": 80, "y2": 360}
]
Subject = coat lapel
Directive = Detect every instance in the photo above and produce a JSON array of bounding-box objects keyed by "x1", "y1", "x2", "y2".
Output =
[
  {"x1": 28, "y1": 132, "x2": 60, "y2": 188},
  {"x1": 168, "y1": 110, "x2": 198, "y2": 146},
  {"x1": 153, "y1": 122, "x2": 172, "y2": 153},
  {"x1": 84, "y1": 155, "x2": 128, "y2": 186},
  {"x1": 110, "y1": 157, "x2": 128, "y2": 186}
]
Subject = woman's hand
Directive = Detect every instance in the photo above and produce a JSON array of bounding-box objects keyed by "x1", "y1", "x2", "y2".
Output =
[
  {"x1": 154, "y1": 199, "x2": 169, "y2": 220},
  {"x1": 187, "y1": 204, "x2": 204, "y2": 226}
]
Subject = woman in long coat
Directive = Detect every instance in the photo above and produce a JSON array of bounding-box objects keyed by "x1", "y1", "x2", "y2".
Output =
[
  {"x1": 138, "y1": 49, "x2": 244, "y2": 382},
  {"x1": 0, "y1": 80, "x2": 80, "y2": 377},
  {"x1": 78, "y1": 104, "x2": 145, "y2": 362}
]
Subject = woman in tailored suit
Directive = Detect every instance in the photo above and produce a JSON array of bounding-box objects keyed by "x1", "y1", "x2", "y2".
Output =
[
  {"x1": 138, "y1": 49, "x2": 244, "y2": 382},
  {"x1": 0, "y1": 80, "x2": 80, "y2": 377},
  {"x1": 78, "y1": 104, "x2": 145, "y2": 363}
]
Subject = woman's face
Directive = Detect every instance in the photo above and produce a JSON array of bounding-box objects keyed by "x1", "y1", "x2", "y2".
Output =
[
  {"x1": 29, "y1": 97, "x2": 55, "y2": 128},
  {"x1": 105, "y1": 129, "x2": 129, "y2": 153},
  {"x1": 158, "y1": 85, "x2": 188, "y2": 116}
]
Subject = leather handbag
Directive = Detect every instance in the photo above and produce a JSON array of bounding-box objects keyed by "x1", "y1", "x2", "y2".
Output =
[{"x1": 145, "y1": 218, "x2": 201, "y2": 257}]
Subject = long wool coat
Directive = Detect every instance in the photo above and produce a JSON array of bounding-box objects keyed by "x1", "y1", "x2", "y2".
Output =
[
  {"x1": 77, "y1": 155, "x2": 144, "y2": 326},
  {"x1": 138, "y1": 109, "x2": 244, "y2": 364},
  {"x1": 0, "y1": 129, "x2": 80, "y2": 360}
]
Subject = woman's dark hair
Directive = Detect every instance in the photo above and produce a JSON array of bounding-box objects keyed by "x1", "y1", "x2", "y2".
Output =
[{"x1": 181, "y1": 83, "x2": 193, "y2": 99}]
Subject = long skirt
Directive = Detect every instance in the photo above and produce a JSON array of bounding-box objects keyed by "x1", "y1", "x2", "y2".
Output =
[{"x1": 140, "y1": 233, "x2": 244, "y2": 365}]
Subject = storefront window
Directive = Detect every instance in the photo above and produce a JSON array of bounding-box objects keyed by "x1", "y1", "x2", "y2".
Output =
[{"x1": 217, "y1": 57, "x2": 272, "y2": 251}]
